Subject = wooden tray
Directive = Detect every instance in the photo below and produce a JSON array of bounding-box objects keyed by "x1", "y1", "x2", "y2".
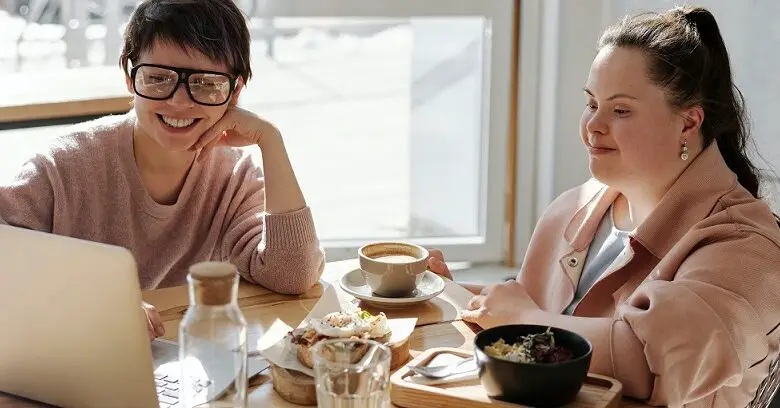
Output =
[{"x1": 390, "y1": 347, "x2": 622, "y2": 408}]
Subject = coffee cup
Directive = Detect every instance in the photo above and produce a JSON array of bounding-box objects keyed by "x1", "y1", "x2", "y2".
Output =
[{"x1": 358, "y1": 242, "x2": 429, "y2": 298}]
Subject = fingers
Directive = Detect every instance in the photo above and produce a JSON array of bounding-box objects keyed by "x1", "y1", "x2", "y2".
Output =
[
  {"x1": 192, "y1": 110, "x2": 234, "y2": 153},
  {"x1": 426, "y1": 248, "x2": 453, "y2": 280},
  {"x1": 467, "y1": 295, "x2": 484, "y2": 311},
  {"x1": 192, "y1": 126, "x2": 222, "y2": 152},
  {"x1": 462, "y1": 295, "x2": 485, "y2": 325},
  {"x1": 197, "y1": 131, "x2": 226, "y2": 162},
  {"x1": 148, "y1": 308, "x2": 165, "y2": 337},
  {"x1": 146, "y1": 316, "x2": 156, "y2": 341},
  {"x1": 428, "y1": 248, "x2": 445, "y2": 262},
  {"x1": 427, "y1": 257, "x2": 452, "y2": 280},
  {"x1": 460, "y1": 308, "x2": 484, "y2": 325},
  {"x1": 142, "y1": 302, "x2": 165, "y2": 339}
]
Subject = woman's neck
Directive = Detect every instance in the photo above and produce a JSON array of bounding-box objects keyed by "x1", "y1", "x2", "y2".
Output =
[
  {"x1": 131, "y1": 123, "x2": 198, "y2": 205},
  {"x1": 612, "y1": 188, "x2": 663, "y2": 232},
  {"x1": 612, "y1": 151, "x2": 699, "y2": 231}
]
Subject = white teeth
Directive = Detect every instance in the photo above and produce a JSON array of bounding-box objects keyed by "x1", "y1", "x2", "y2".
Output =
[{"x1": 161, "y1": 115, "x2": 195, "y2": 128}]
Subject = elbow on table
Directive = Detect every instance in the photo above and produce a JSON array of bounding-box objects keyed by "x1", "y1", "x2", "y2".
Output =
[
  {"x1": 282, "y1": 252, "x2": 326, "y2": 295},
  {"x1": 254, "y1": 247, "x2": 325, "y2": 295}
]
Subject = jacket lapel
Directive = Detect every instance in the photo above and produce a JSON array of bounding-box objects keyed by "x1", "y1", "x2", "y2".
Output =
[
  {"x1": 552, "y1": 181, "x2": 617, "y2": 312},
  {"x1": 559, "y1": 142, "x2": 737, "y2": 316},
  {"x1": 555, "y1": 248, "x2": 587, "y2": 313}
]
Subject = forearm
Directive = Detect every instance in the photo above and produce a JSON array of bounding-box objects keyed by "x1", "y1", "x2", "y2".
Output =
[
  {"x1": 226, "y1": 208, "x2": 325, "y2": 294},
  {"x1": 257, "y1": 132, "x2": 306, "y2": 214}
]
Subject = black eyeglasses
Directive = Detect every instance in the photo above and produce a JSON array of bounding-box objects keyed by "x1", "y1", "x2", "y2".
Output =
[{"x1": 130, "y1": 63, "x2": 237, "y2": 106}]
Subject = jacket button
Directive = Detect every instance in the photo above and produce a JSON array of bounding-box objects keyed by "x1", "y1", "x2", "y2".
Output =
[{"x1": 567, "y1": 257, "x2": 579, "y2": 267}]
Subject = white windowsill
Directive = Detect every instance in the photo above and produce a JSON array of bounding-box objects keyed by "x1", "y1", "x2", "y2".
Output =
[{"x1": 448, "y1": 262, "x2": 516, "y2": 285}]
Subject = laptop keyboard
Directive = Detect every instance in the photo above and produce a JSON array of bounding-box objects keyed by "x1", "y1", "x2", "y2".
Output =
[{"x1": 154, "y1": 372, "x2": 210, "y2": 408}]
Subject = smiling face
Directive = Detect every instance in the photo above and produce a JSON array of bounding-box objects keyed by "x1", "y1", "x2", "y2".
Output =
[
  {"x1": 126, "y1": 40, "x2": 242, "y2": 152},
  {"x1": 580, "y1": 45, "x2": 701, "y2": 193}
]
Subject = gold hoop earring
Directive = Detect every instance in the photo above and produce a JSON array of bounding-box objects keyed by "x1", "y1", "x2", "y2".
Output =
[{"x1": 680, "y1": 140, "x2": 689, "y2": 161}]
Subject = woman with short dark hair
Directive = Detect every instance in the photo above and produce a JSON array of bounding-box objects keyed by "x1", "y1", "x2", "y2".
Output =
[{"x1": 0, "y1": 0, "x2": 325, "y2": 340}]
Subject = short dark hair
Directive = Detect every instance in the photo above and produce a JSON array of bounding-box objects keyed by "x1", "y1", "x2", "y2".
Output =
[
  {"x1": 599, "y1": 6, "x2": 761, "y2": 198},
  {"x1": 120, "y1": 0, "x2": 252, "y2": 83}
]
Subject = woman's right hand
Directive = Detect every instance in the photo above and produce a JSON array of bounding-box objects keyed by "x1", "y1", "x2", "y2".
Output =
[
  {"x1": 427, "y1": 248, "x2": 453, "y2": 280},
  {"x1": 427, "y1": 248, "x2": 486, "y2": 295},
  {"x1": 142, "y1": 301, "x2": 165, "y2": 340}
]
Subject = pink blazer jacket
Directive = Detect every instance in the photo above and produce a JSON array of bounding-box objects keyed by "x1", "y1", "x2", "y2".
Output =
[{"x1": 517, "y1": 142, "x2": 780, "y2": 407}]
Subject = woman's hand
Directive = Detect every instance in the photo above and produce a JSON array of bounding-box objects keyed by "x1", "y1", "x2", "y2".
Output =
[
  {"x1": 194, "y1": 105, "x2": 305, "y2": 215},
  {"x1": 461, "y1": 280, "x2": 541, "y2": 329},
  {"x1": 427, "y1": 249, "x2": 453, "y2": 280},
  {"x1": 192, "y1": 106, "x2": 280, "y2": 160},
  {"x1": 142, "y1": 301, "x2": 165, "y2": 341},
  {"x1": 426, "y1": 249, "x2": 485, "y2": 295}
]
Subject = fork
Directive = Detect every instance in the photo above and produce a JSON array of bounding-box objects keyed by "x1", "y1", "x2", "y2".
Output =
[{"x1": 407, "y1": 356, "x2": 475, "y2": 378}]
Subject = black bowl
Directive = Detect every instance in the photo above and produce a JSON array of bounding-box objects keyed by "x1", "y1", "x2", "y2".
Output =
[{"x1": 474, "y1": 324, "x2": 592, "y2": 408}]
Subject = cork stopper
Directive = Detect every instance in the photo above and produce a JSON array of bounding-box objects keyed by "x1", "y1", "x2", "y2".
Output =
[{"x1": 187, "y1": 261, "x2": 238, "y2": 306}]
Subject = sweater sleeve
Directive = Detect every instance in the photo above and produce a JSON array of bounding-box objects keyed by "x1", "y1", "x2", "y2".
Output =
[
  {"x1": 218, "y1": 158, "x2": 325, "y2": 294},
  {"x1": 615, "y1": 232, "x2": 780, "y2": 406},
  {"x1": 0, "y1": 156, "x2": 56, "y2": 231}
]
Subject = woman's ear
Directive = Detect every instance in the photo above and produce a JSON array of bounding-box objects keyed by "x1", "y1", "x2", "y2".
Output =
[
  {"x1": 125, "y1": 72, "x2": 134, "y2": 95},
  {"x1": 680, "y1": 105, "x2": 704, "y2": 143},
  {"x1": 229, "y1": 78, "x2": 245, "y2": 106}
]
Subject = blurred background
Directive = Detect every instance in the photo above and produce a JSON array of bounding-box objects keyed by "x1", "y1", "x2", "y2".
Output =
[
  {"x1": 1, "y1": 0, "x2": 778, "y2": 265},
  {"x1": 0, "y1": 0, "x2": 512, "y2": 263}
]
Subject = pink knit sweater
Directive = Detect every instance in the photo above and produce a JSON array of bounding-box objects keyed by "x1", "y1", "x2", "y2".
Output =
[{"x1": 0, "y1": 114, "x2": 325, "y2": 293}]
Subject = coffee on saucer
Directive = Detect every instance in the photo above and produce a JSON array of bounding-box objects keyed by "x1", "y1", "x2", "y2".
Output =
[{"x1": 358, "y1": 242, "x2": 429, "y2": 298}]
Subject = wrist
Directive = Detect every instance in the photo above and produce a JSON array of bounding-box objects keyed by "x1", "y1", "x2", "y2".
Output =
[
  {"x1": 522, "y1": 308, "x2": 550, "y2": 325},
  {"x1": 255, "y1": 125, "x2": 282, "y2": 150}
]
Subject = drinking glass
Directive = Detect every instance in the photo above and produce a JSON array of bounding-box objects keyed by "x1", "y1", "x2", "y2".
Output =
[{"x1": 311, "y1": 339, "x2": 391, "y2": 408}]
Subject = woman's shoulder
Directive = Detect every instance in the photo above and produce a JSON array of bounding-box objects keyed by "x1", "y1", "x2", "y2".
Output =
[
  {"x1": 11, "y1": 113, "x2": 132, "y2": 173},
  {"x1": 705, "y1": 184, "x2": 780, "y2": 247},
  {"x1": 540, "y1": 178, "x2": 607, "y2": 221}
]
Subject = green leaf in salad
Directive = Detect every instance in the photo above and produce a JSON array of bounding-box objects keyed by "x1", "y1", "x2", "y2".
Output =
[{"x1": 357, "y1": 309, "x2": 373, "y2": 320}]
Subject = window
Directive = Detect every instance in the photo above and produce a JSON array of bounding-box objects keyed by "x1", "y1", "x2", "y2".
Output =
[{"x1": 0, "y1": 0, "x2": 516, "y2": 262}]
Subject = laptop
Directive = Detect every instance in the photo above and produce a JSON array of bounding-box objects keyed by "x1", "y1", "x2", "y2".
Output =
[{"x1": 0, "y1": 225, "x2": 268, "y2": 408}]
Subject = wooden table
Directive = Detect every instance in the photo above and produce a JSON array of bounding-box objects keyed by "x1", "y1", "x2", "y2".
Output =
[{"x1": 0, "y1": 259, "x2": 653, "y2": 407}]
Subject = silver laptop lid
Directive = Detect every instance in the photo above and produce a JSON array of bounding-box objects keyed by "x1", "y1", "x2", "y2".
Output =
[{"x1": 0, "y1": 225, "x2": 158, "y2": 408}]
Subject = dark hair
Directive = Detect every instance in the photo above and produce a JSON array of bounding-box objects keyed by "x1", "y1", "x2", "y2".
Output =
[
  {"x1": 120, "y1": 0, "x2": 252, "y2": 84},
  {"x1": 599, "y1": 6, "x2": 761, "y2": 198}
]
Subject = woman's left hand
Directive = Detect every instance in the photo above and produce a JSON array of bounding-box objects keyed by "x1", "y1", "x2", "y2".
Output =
[
  {"x1": 192, "y1": 106, "x2": 280, "y2": 160},
  {"x1": 461, "y1": 280, "x2": 541, "y2": 329}
]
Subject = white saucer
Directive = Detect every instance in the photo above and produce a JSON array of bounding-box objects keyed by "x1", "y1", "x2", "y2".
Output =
[{"x1": 339, "y1": 269, "x2": 445, "y2": 309}]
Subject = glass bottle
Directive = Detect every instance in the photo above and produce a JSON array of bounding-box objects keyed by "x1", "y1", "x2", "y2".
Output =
[{"x1": 179, "y1": 261, "x2": 247, "y2": 408}]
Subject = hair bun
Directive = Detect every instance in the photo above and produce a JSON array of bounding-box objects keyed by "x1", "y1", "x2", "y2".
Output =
[{"x1": 680, "y1": 6, "x2": 715, "y2": 34}]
